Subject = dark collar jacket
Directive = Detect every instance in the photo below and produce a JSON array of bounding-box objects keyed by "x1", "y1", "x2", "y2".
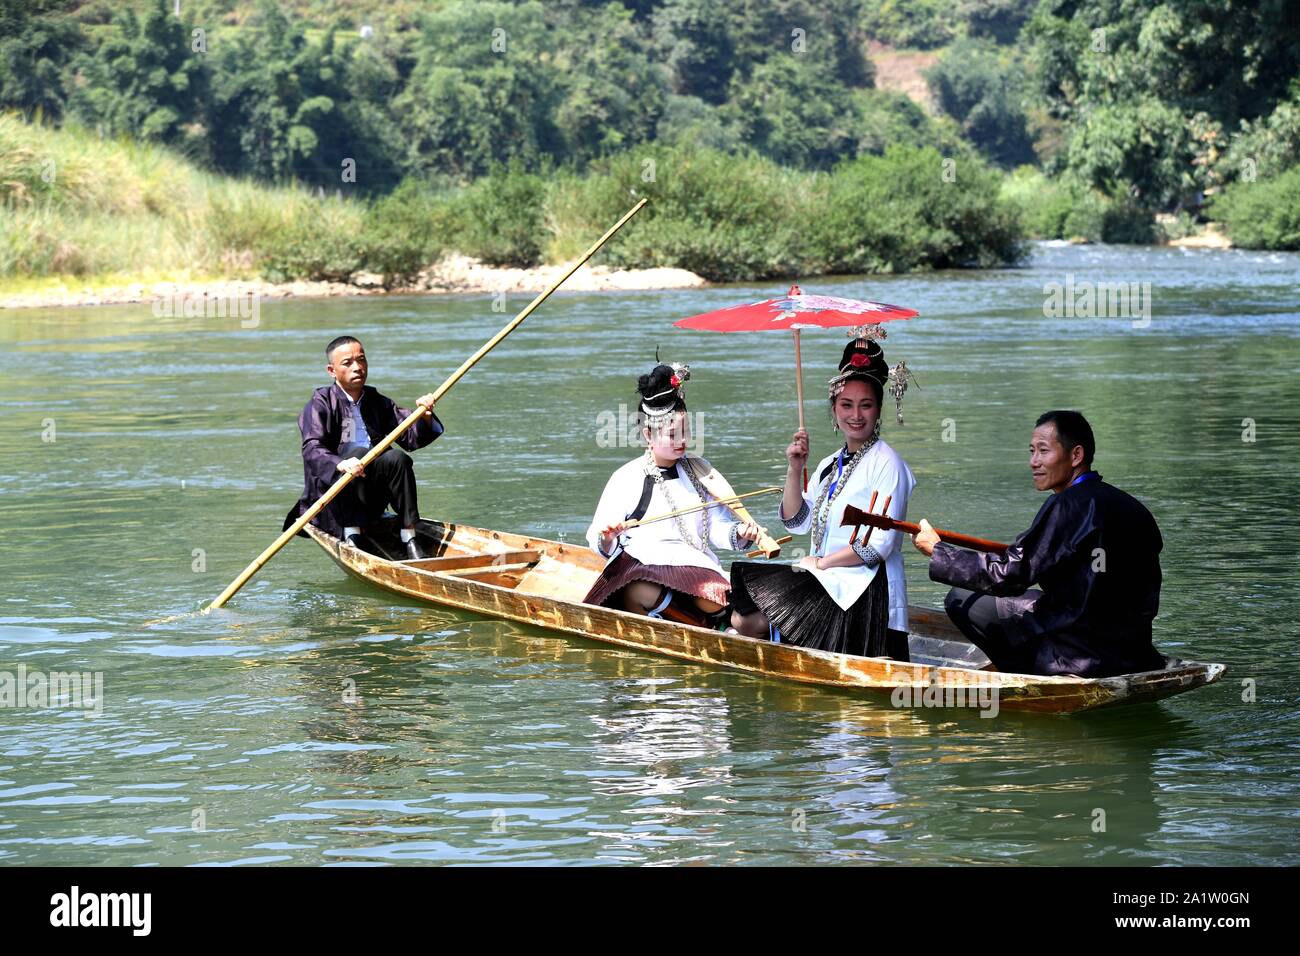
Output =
[
  {"x1": 282, "y1": 384, "x2": 443, "y2": 538},
  {"x1": 928, "y1": 475, "x2": 1166, "y2": 677}
]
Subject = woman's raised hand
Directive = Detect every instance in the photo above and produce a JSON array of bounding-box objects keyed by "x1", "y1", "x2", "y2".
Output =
[{"x1": 785, "y1": 428, "x2": 809, "y2": 472}]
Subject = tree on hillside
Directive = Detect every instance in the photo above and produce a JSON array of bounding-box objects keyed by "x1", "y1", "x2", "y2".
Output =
[
  {"x1": 723, "y1": 0, "x2": 873, "y2": 89},
  {"x1": 925, "y1": 38, "x2": 1035, "y2": 168},
  {"x1": 336, "y1": 27, "x2": 409, "y2": 191},
  {"x1": 652, "y1": 0, "x2": 737, "y2": 103},
  {"x1": 1221, "y1": 82, "x2": 1300, "y2": 184},
  {"x1": 853, "y1": 88, "x2": 967, "y2": 158},
  {"x1": 957, "y1": 0, "x2": 1036, "y2": 45},
  {"x1": 728, "y1": 53, "x2": 862, "y2": 169},
  {"x1": 1027, "y1": 0, "x2": 1300, "y2": 208},
  {"x1": 208, "y1": 3, "x2": 382, "y2": 185},
  {"x1": 859, "y1": 0, "x2": 958, "y2": 50},
  {"x1": 551, "y1": 3, "x2": 668, "y2": 160},
  {"x1": 64, "y1": 0, "x2": 204, "y2": 143},
  {"x1": 0, "y1": 0, "x2": 84, "y2": 118},
  {"x1": 393, "y1": 1, "x2": 564, "y2": 179}
]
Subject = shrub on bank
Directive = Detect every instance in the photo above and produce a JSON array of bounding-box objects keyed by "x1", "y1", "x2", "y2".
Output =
[
  {"x1": 1001, "y1": 167, "x2": 1102, "y2": 240},
  {"x1": 359, "y1": 179, "x2": 455, "y2": 289},
  {"x1": 0, "y1": 114, "x2": 371, "y2": 281},
  {"x1": 544, "y1": 143, "x2": 1026, "y2": 281},
  {"x1": 1000, "y1": 166, "x2": 1156, "y2": 243},
  {"x1": 448, "y1": 162, "x2": 547, "y2": 267},
  {"x1": 545, "y1": 145, "x2": 813, "y2": 281},
  {"x1": 1098, "y1": 193, "x2": 1157, "y2": 244},
  {"x1": 811, "y1": 145, "x2": 1026, "y2": 272},
  {"x1": 203, "y1": 182, "x2": 367, "y2": 283},
  {"x1": 1211, "y1": 165, "x2": 1300, "y2": 249},
  {"x1": 0, "y1": 114, "x2": 218, "y2": 277},
  {"x1": 258, "y1": 199, "x2": 367, "y2": 283}
]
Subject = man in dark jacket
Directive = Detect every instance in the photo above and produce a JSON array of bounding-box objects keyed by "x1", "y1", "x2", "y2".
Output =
[
  {"x1": 283, "y1": 335, "x2": 444, "y2": 559},
  {"x1": 912, "y1": 410, "x2": 1165, "y2": 678}
]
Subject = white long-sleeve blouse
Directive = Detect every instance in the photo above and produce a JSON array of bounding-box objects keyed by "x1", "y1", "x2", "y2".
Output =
[
  {"x1": 586, "y1": 456, "x2": 745, "y2": 577},
  {"x1": 780, "y1": 439, "x2": 916, "y2": 630}
]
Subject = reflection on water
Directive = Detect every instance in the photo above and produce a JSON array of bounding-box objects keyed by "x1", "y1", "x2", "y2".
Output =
[{"x1": 1, "y1": 243, "x2": 1298, "y2": 865}]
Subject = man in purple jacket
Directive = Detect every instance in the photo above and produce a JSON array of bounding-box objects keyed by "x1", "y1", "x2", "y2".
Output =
[
  {"x1": 911, "y1": 410, "x2": 1165, "y2": 678},
  {"x1": 283, "y1": 335, "x2": 444, "y2": 559}
]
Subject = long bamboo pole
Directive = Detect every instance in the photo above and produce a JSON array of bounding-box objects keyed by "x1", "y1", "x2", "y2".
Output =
[{"x1": 205, "y1": 198, "x2": 649, "y2": 612}]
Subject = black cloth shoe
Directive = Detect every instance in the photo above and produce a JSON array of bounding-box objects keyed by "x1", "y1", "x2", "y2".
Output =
[
  {"x1": 344, "y1": 533, "x2": 364, "y2": 550},
  {"x1": 404, "y1": 538, "x2": 427, "y2": 561}
]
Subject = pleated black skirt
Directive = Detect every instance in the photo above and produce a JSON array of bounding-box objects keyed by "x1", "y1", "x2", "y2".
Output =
[{"x1": 730, "y1": 561, "x2": 909, "y2": 660}]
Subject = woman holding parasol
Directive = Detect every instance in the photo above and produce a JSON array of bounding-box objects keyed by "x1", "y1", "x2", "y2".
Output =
[{"x1": 729, "y1": 335, "x2": 916, "y2": 659}]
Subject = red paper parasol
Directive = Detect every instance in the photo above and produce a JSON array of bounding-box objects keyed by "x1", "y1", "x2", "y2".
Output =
[
  {"x1": 674, "y1": 286, "x2": 917, "y2": 334},
  {"x1": 674, "y1": 285, "x2": 918, "y2": 486}
]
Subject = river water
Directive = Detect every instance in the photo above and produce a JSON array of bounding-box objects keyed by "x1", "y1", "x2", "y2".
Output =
[{"x1": 2, "y1": 242, "x2": 1297, "y2": 865}]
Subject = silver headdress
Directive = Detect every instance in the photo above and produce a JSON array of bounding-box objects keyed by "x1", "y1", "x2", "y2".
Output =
[
  {"x1": 639, "y1": 362, "x2": 691, "y2": 427},
  {"x1": 886, "y1": 361, "x2": 917, "y2": 425},
  {"x1": 828, "y1": 331, "x2": 918, "y2": 425}
]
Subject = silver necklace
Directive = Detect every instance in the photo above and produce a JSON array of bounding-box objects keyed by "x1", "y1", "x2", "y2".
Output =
[
  {"x1": 643, "y1": 450, "x2": 711, "y2": 553},
  {"x1": 810, "y1": 439, "x2": 876, "y2": 554}
]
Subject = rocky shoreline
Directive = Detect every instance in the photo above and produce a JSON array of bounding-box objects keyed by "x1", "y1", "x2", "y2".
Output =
[
  {"x1": 0, "y1": 231, "x2": 1240, "y2": 311},
  {"x1": 0, "y1": 255, "x2": 707, "y2": 311}
]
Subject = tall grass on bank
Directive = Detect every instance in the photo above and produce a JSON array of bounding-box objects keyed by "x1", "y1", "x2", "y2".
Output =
[
  {"x1": 0, "y1": 113, "x2": 358, "y2": 282},
  {"x1": 2, "y1": 114, "x2": 1029, "y2": 288}
]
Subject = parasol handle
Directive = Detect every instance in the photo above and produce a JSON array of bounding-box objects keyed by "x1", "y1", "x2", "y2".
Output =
[{"x1": 793, "y1": 328, "x2": 808, "y2": 491}]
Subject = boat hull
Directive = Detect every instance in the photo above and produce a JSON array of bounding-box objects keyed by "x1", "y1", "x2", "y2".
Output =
[{"x1": 305, "y1": 519, "x2": 1225, "y2": 715}]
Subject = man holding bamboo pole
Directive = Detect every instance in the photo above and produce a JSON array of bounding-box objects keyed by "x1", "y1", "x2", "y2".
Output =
[
  {"x1": 912, "y1": 410, "x2": 1166, "y2": 678},
  {"x1": 204, "y1": 198, "x2": 646, "y2": 612},
  {"x1": 282, "y1": 335, "x2": 443, "y2": 560}
]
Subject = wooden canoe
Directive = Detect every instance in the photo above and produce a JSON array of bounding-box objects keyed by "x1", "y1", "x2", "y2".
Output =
[{"x1": 304, "y1": 517, "x2": 1225, "y2": 715}]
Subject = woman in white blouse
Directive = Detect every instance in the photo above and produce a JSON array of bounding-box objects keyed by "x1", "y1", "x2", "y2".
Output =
[
  {"x1": 730, "y1": 338, "x2": 916, "y2": 659},
  {"x1": 585, "y1": 363, "x2": 764, "y2": 627}
]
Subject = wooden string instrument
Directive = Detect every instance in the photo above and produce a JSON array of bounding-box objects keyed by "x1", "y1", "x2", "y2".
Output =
[
  {"x1": 626, "y1": 487, "x2": 783, "y2": 530},
  {"x1": 840, "y1": 494, "x2": 1009, "y2": 554},
  {"x1": 686, "y1": 456, "x2": 790, "y2": 558}
]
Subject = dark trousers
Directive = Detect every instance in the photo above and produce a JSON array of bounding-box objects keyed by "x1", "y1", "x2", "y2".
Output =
[
  {"x1": 339, "y1": 442, "x2": 419, "y2": 529},
  {"x1": 943, "y1": 586, "x2": 1043, "y2": 673}
]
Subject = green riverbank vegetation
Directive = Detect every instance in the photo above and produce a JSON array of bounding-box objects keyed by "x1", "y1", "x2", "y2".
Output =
[
  {"x1": 0, "y1": 116, "x2": 1023, "y2": 286},
  {"x1": 3, "y1": 0, "x2": 1300, "y2": 295}
]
